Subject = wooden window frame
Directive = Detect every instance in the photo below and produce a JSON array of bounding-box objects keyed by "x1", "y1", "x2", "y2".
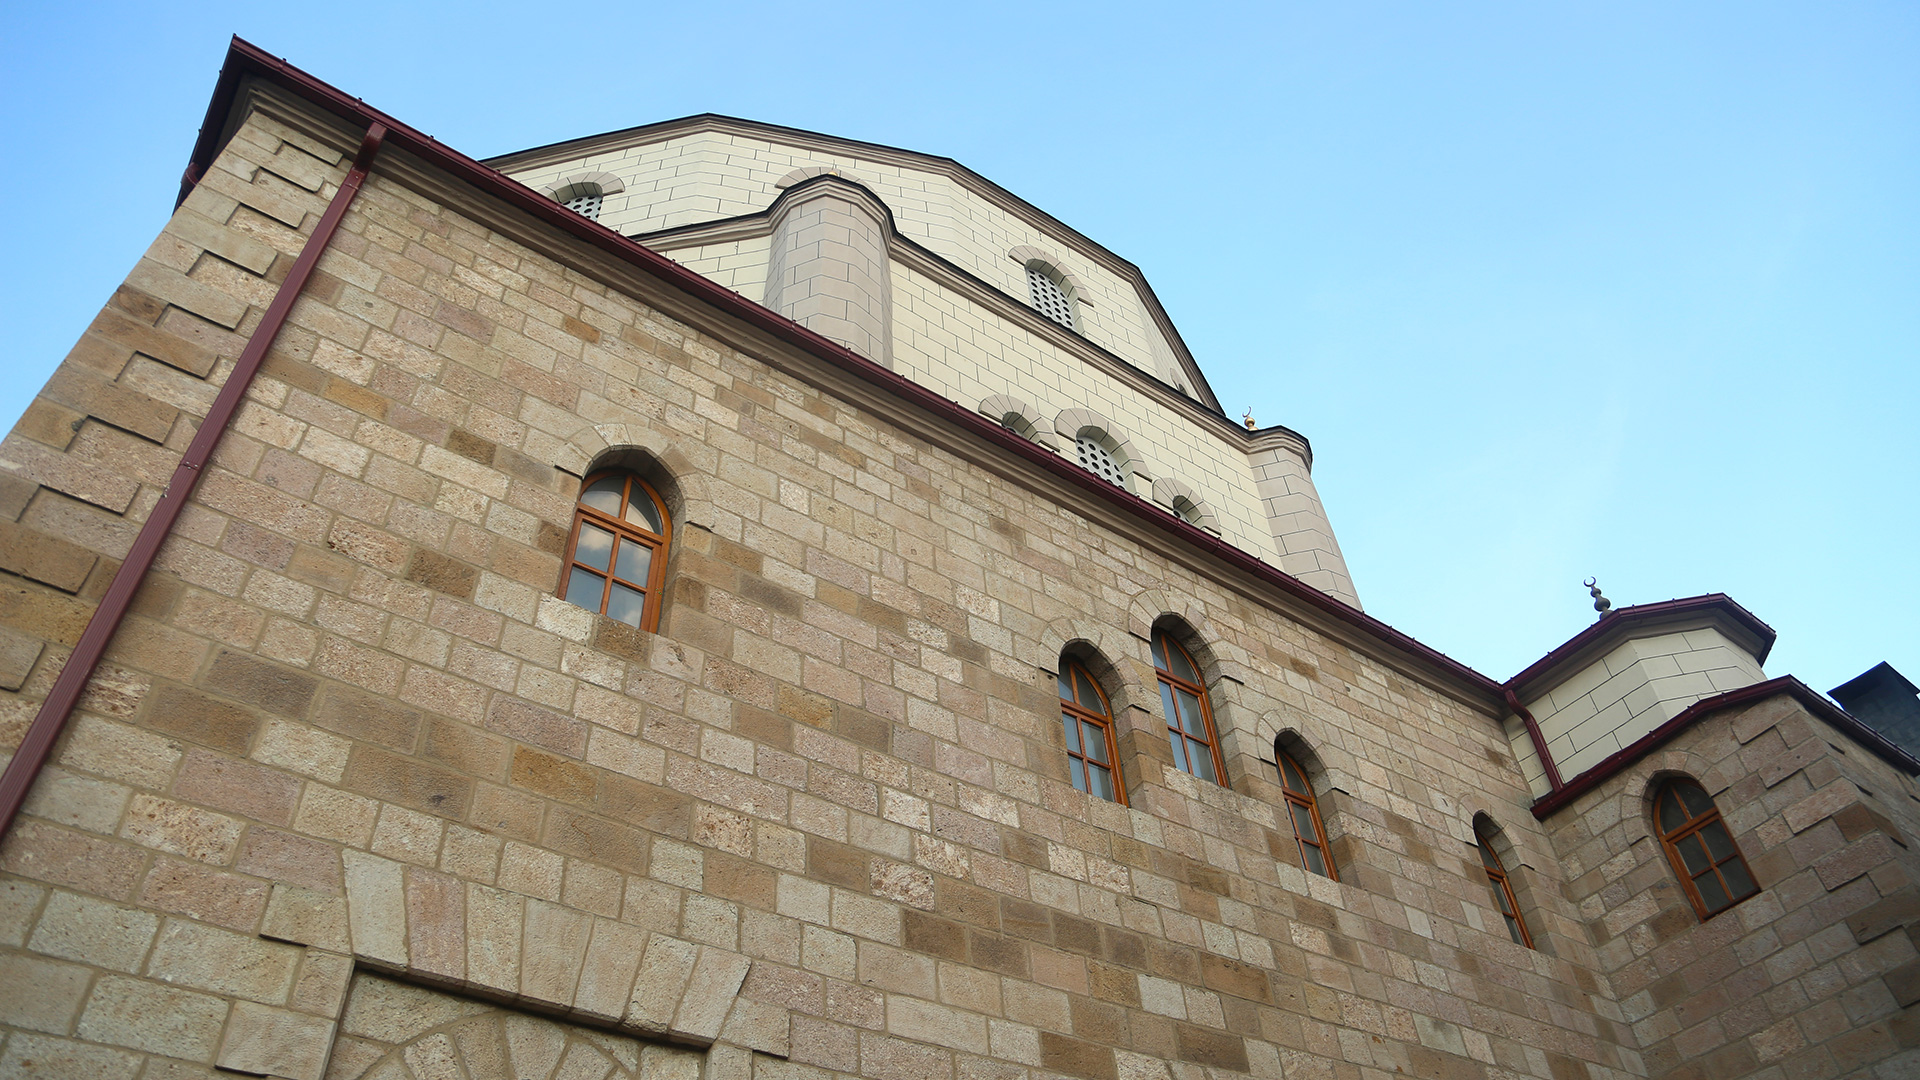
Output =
[
  {"x1": 1153, "y1": 631, "x2": 1226, "y2": 785},
  {"x1": 1476, "y1": 829, "x2": 1533, "y2": 948},
  {"x1": 1655, "y1": 779, "x2": 1760, "y2": 920},
  {"x1": 1059, "y1": 660, "x2": 1125, "y2": 804},
  {"x1": 1277, "y1": 750, "x2": 1337, "y2": 880},
  {"x1": 561, "y1": 470, "x2": 671, "y2": 633}
]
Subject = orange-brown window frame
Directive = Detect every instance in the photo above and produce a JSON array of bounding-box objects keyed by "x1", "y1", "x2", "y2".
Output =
[
  {"x1": 1059, "y1": 660, "x2": 1125, "y2": 804},
  {"x1": 561, "y1": 471, "x2": 671, "y2": 633},
  {"x1": 1655, "y1": 779, "x2": 1760, "y2": 920},
  {"x1": 1477, "y1": 830, "x2": 1533, "y2": 948},
  {"x1": 1153, "y1": 631, "x2": 1226, "y2": 784},
  {"x1": 1277, "y1": 750, "x2": 1337, "y2": 880}
]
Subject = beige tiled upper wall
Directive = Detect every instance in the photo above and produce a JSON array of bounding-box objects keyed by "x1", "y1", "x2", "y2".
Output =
[{"x1": 501, "y1": 131, "x2": 1173, "y2": 384}]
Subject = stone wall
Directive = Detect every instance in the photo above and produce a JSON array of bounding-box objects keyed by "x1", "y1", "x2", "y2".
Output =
[
  {"x1": 1544, "y1": 692, "x2": 1920, "y2": 1079},
  {"x1": 0, "y1": 89, "x2": 1906, "y2": 1080}
]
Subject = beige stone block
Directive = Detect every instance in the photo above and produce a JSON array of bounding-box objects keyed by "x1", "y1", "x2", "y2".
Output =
[
  {"x1": 290, "y1": 948, "x2": 354, "y2": 1018},
  {"x1": 119, "y1": 793, "x2": 243, "y2": 864},
  {"x1": 0, "y1": 878, "x2": 48, "y2": 947},
  {"x1": 262, "y1": 883, "x2": 352, "y2": 952},
  {"x1": 0, "y1": 1032, "x2": 143, "y2": 1079},
  {"x1": 466, "y1": 884, "x2": 525, "y2": 995},
  {"x1": 216, "y1": 1001, "x2": 337, "y2": 1080},
  {"x1": 77, "y1": 974, "x2": 230, "y2": 1061},
  {"x1": 677, "y1": 945, "x2": 753, "y2": 1042},
  {"x1": 519, "y1": 898, "x2": 592, "y2": 1007},
  {"x1": 720, "y1": 994, "x2": 793, "y2": 1056},
  {"x1": 0, "y1": 951, "x2": 92, "y2": 1033},
  {"x1": 343, "y1": 849, "x2": 408, "y2": 967},
  {"x1": 28, "y1": 890, "x2": 159, "y2": 972},
  {"x1": 148, "y1": 919, "x2": 302, "y2": 1003},
  {"x1": 628, "y1": 933, "x2": 700, "y2": 1034},
  {"x1": 573, "y1": 917, "x2": 648, "y2": 1025}
]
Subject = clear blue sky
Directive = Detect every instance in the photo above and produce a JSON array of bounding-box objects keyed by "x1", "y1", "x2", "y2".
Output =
[{"x1": 2, "y1": 2, "x2": 1914, "y2": 693}]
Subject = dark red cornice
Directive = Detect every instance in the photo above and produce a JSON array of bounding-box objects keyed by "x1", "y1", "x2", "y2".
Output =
[
  {"x1": 182, "y1": 39, "x2": 1506, "y2": 708},
  {"x1": 1530, "y1": 675, "x2": 1920, "y2": 819}
]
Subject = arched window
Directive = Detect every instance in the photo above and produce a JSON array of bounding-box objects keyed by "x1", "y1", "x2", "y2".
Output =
[
  {"x1": 1277, "y1": 749, "x2": 1335, "y2": 880},
  {"x1": 562, "y1": 185, "x2": 604, "y2": 220},
  {"x1": 1655, "y1": 778, "x2": 1759, "y2": 919},
  {"x1": 1476, "y1": 823, "x2": 1532, "y2": 947},
  {"x1": 1027, "y1": 264, "x2": 1076, "y2": 330},
  {"x1": 562, "y1": 471, "x2": 670, "y2": 631},
  {"x1": 1058, "y1": 660, "x2": 1123, "y2": 803},
  {"x1": 1153, "y1": 630, "x2": 1223, "y2": 784},
  {"x1": 1077, "y1": 435, "x2": 1126, "y2": 488}
]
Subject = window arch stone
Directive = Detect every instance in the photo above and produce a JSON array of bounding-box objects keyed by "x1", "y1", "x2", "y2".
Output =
[
  {"x1": 978, "y1": 394, "x2": 1059, "y2": 450},
  {"x1": 1008, "y1": 246, "x2": 1088, "y2": 298},
  {"x1": 1151, "y1": 476, "x2": 1221, "y2": 534},
  {"x1": 1054, "y1": 408, "x2": 1150, "y2": 492},
  {"x1": 775, "y1": 164, "x2": 867, "y2": 189},
  {"x1": 542, "y1": 170, "x2": 626, "y2": 214}
]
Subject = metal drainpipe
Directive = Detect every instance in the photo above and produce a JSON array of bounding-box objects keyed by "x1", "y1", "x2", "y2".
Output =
[
  {"x1": 1505, "y1": 688, "x2": 1565, "y2": 792},
  {"x1": 0, "y1": 122, "x2": 389, "y2": 841}
]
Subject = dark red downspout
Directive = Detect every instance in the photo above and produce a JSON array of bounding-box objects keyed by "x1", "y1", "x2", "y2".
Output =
[
  {"x1": 1506, "y1": 688, "x2": 1564, "y2": 792},
  {"x1": 0, "y1": 123, "x2": 388, "y2": 841}
]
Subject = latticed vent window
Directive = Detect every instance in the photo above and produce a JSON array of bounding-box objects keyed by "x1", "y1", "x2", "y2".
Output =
[
  {"x1": 1027, "y1": 265, "x2": 1075, "y2": 329},
  {"x1": 1173, "y1": 497, "x2": 1202, "y2": 525},
  {"x1": 564, "y1": 190, "x2": 604, "y2": 220},
  {"x1": 1077, "y1": 436, "x2": 1125, "y2": 487}
]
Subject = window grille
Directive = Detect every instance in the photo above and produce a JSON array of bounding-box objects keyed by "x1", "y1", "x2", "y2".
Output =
[
  {"x1": 1077, "y1": 436, "x2": 1125, "y2": 488},
  {"x1": 564, "y1": 189, "x2": 604, "y2": 220},
  {"x1": 1027, "y1": 265, "x2": 1075, "y2": 329}
]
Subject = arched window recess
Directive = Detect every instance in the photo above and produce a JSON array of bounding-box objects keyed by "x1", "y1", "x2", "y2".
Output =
[
  {"x1": 561, "y1": 470, "x2": 671, "y2": 632},
  {"x1": 1474, "y1": 817, "x2": 1533, "y2": 947},
  {"x1": 1153, "y1": 629, "x2": 1225, "y2": 785},
  {"x1": 1654, "y1": 778, "x2": 1759, "y2": 919},
  {"x1": 1274, "y1": 737, "x2": 1336, "y2": 880},
  {"x1": 1058, "y1": 657, "x2": 1124, "y2": 804}
]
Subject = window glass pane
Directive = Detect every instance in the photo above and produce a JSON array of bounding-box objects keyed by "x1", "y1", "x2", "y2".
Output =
[
  {"x1": 1165, "y1": 639, "x2": 1197, "y2": 682},
  {"x1": 1186, "y1": 738, "x2": 1216, "y2": 782},
  {"x1": 1695, "y1": 869, "x2": 1730, "y2": 912},
  {"x1": 1075, "y1": 670, "x2": 1102, "y2": 712},
  {"x1": 1168, "y1": 730, "x2": 1190, "y2": 774},
  {"x1": 625, "y1": 489, "x2": 663, "y2": 533},
  {"x1": 1061, "y1": 712, "x2": 1081, "y2": 753},
  {"x1": 1478, "y1": 838, "x2": 1499, "y2": 870},
  {"x1": 1087, "y1": 763, "x2": 1115, "y2": 801},
  {"x1": 1151, "y1": 635, "x2": 1168, "y2": 672},
  {"x1": 1058, "y1": 672, "x2": 1074, "y2": 700},
  {"x1": 1069, "y1": 758, "x2": 1088, "y2": 793},
  {"x1": 615, "y1": 539, "x2": 652, "y2": 585},
  {"x1": 1700, "y1": 821, "x2": 1736, "y2": 863},
  {"x1": 1082, "y1": 721, "x2": 1110, "y2": 763},
  {"x1": 1177, "y1": 689, "x2": 1207, "y2": 737},
  {"x1": 565, "y1": 568, "x2": 605, "y2": 611},
  {"x1": 1279, "y1": 755, "x2": 1305, "y2": 792},
  {"x1": 1657, "y1": 788, "x2": 1687, "y2": 833},
  {"x1": 575, "y1": 524, "x2": 615, "y2": 571},
  {"x1": 1677, "y1": 782, "x2": 1715, "y2": 819},
  {"x1": 1720, "y1": 858, "x2": 1757, "y2": 899},
  {"x1": 1675, "y1": 833, "x2": 1711, "y2": 875},
  {"x1": 1160, "y1": 683, "x2": 1179, "y2": 729},
  {"x1": 1489, "y1": 877, "x2": 1515, "y2": 915},
  {"x1": 1290, "y1": 800, "x2": 1318, "y2": 839},
  {"x1": 1302, "y1": 843, "x2": 1328, "y2": 877},
  {"x1": 606, "y1": 583, "x2": 646, "y2": 627},
  {"x1": 582, "y1": 476, "x2": 623, "y2": 516},
  {"x1": 1503, "y1": 914, "x2": 1524, "y2": 945}
]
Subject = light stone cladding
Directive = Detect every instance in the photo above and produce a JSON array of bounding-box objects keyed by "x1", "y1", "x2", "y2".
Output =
[
  {"x1": 491, "y1": 118, "x2": 1362, "y2": 609},
  {"x1": 0, "y1": 59, "x2": 1915, "y2": 1080},
  {"x1": 1510, "y1": 628, "x2": 1768, "y2": 795},
  {"x1": 495, "y1": 126, "x2": 1173, "y2": 389}
]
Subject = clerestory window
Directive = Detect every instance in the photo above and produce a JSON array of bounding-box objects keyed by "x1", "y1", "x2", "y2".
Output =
[
  {"x1": 1027, "y1": 264, "x2": 1076, "y2": 330},
  {"x1": 563, "y1": 186, "x2": 604, "y2": 220}
]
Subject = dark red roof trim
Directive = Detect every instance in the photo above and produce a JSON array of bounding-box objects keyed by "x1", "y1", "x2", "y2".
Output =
[
  {"x1": 1504, "y1": 594, "x2": 1777, "y2": 694},
  {"x1": 184, "y1": 39, "x2": 1505, "y2": 706},
  {"x1": 1530, "y1": 675, "x2": 1920, "y2": 820}
]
